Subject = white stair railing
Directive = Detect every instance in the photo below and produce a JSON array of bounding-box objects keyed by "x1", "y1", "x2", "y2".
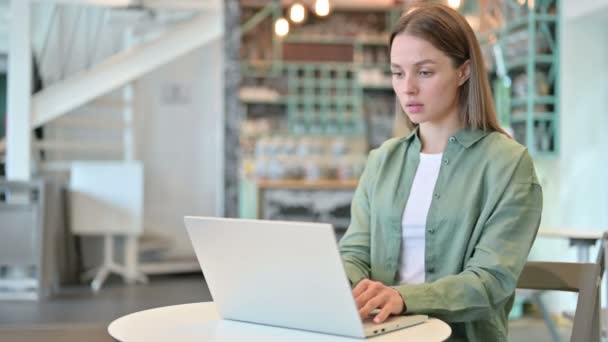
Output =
[
  {"x1": 1, "y1": 3, "x2": 221, "y2": 163},
  {"x1": 32, "y1": 12, "x2": 220, "y2": 128}
]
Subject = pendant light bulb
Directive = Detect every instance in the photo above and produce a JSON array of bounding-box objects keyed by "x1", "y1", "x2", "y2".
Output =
[
  {"x1": 289, "y1": 3, "x2": 307, "y2": 24},
  {"x1": 274, "y1": 17, "x2": 290, "y2": 37},
  {"x1": 314, "y1": 0, "x2": 331, "y2": 17},
  {"x1": 447, "y1": 0, "x2": 461, "y2": 9}
]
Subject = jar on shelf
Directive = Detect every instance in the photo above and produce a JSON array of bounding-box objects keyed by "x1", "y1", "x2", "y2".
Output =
[
  {"x1": 337, "y1": 156, "x2": 354, "y2": 181},
  {"x1": 254, "y1": 156, "x2": 269, "y2": 179},
  {"x1": 331, "y1": 137, "x2": 348, "y2": 156},
  {"x1": 297, "y1": 136, "x2": 313, "y2": 157},
  {"x1": 321, "y1": 154, "x2": 338, "y2": 179},
  {"x1": 304, "y1": 156, "x2": 322, "y2": 181},
  {"x1": 255, "y1": 136, "x2": 270, "y2": 158},
  {"x1": 267, "y1": 156, "x2": 285, "y2": 180},
  {"x1": 353, "y1": 155, "x2": 367, "y2": 179},
  {"x1": 284, "y1": 136, "x2": 297, "y2": 155}
]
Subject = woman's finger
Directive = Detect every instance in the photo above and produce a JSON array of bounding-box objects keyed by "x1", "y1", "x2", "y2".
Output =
[
  {"x1": 373, "y1": 305, "x2": 392, "y2": 324},
  {"x1": 352, "y1": 279, "x2": 371, "y2": 298},
  {"x1": 355, "y1": 286, "x2": 378, "y2": 308},
  {"x1": 359, "y1": 293, "x2": 387, "y2": 319}
]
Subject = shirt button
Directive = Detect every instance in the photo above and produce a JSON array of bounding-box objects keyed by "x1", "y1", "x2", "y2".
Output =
[
  {"x1": 428, "y1": 266, "x2": 435, "y2": 273},
  {"x1": 443, "y1": 158, "x2": 449, "y2": 165},
  {"x1": 428, "y1": 228, "x2": 435, "y2": 234},
  {"x1": 434, "y1": 193, "x2": 440, "y2": 199},
  {"x1": 449, "y1": 137, "x2": 456, "y2": 143}
]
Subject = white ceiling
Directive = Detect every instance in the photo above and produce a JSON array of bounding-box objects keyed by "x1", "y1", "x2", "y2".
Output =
[
  {"x1": 141, "y1": 0, "x2": 221, "y2": 10},
  {"x1": 244, "y1": 0, "x2": 399, "y2": 10},
  {"x1": 296, "y1": 0, "x2": 397, "y2": 9}
]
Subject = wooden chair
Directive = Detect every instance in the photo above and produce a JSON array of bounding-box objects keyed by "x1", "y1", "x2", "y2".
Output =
[{"x1": 517, "y1": 232, "x2": 607, "y2": 342}]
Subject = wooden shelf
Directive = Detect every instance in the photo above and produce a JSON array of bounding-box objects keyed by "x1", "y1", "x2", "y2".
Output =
[
  {"x1": 256, "y1": 179, "x2": 358, "y2": 190},
  {"x1": 506, "y1": 54, "x2": 554, "y2": 71},
  {"x1": 239, "y1": 96, "x2": 286, "y2": 105},
  {"x1": 511, "y1": 96, "x2": 556, "y2": 107},
  {"x1": 510, "y1": 112, "x2": 555, "y2": 124},
  {"x1": 360, "y1": 83, "x2": 393, "y2": 90}
]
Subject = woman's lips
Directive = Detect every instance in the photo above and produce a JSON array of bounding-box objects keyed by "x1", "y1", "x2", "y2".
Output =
[{"x1": 406, "y1": 104, "x2": 424, "y2": 113}]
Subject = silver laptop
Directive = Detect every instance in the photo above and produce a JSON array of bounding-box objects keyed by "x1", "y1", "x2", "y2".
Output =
[{"x1": 184, "y1": 216, "x2": 428, "y2": 339}]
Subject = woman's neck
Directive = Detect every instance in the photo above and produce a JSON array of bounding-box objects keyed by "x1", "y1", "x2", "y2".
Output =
[{"x1": 418, "y1": 120, "x2": 463, "y2": 154}]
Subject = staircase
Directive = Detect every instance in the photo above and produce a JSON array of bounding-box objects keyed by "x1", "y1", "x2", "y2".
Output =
[
  {"x1": 1, "y1": 0, "x2": 222, "y2": 171},
  {"x1": 0, "y1": 0, "x2": 223, "y2": 294},
  {"x1": 37, "y1": 90, "x2": 135, "y2": 171}
]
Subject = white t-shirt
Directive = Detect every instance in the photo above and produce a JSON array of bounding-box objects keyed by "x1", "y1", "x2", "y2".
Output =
[{"x1": 396, "y1": 152, "x2": 443, "y2": 285}]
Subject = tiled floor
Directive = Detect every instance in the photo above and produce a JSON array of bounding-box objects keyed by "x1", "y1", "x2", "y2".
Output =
[{"x1": 0, "y1": 274, "x2": 571, "y2": 341}]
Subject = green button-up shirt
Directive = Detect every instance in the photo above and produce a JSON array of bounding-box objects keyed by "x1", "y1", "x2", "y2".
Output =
[{"x1": 339, "y1": 127, "x2": 543, "y2": 341}]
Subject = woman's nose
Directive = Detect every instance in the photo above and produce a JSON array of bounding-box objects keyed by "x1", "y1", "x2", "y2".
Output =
[{"x1": 403, "y1": 76, "x2": 418, "y2": 95}]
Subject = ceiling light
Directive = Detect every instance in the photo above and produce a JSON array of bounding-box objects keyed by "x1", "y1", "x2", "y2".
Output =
[
  {"x1": 289, "y1": 3, "x2": 307, "y2": 24},
  {"x1": 447, "y1": 0, "x2": 461, "y2": 9},
  {"x1": 274, "y1": 17, "x2": 290, "y2": 37},
  {"x1": 314, "y1": 0, "x2": 331, "y2": 17}
]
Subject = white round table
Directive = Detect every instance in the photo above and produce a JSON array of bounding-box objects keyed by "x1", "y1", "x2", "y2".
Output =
[{"x1": 108, "y1": 302, "x2": 451, "y2": 341}]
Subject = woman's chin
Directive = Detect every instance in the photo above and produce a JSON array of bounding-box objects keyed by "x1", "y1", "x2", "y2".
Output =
[{"x1": 406, "y1": 113, "x2": 426, "y2": 124}]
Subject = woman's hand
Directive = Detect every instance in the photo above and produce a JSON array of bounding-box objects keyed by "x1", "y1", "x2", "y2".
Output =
[{"x1": 353, "y1": 279, "x2": 405, "y2": 324}]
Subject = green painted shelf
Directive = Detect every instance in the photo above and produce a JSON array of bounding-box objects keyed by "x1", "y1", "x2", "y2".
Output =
[
  {"x1": 239, "y1": 97, "x2": 287, "y2": 105},
  {"x1": 503, "y1": 14, "x2": 558, "y2": 33},
  {"x1": 511, "y1": 96, "x2": 556, "y2": 107},
  {"x1": 486, "y1": 0, "x2": 560, "y2": 157},
  {"x1": 506, "y1": 54, "x2": 555, "y2": 71}
]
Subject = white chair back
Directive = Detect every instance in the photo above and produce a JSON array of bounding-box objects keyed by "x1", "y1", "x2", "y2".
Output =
[{"x1": 69, "y1": 161, "x2": 143, "y2": 236}]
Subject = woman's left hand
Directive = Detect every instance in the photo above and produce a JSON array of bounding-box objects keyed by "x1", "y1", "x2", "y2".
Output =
[{"x1": 353, "y1": 279, "x2": 405, "y2": 323}]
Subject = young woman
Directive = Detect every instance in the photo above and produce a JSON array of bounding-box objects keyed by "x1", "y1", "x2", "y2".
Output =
[{"x1": 339, "y1": 3, "x2": 542, "y2": 341}]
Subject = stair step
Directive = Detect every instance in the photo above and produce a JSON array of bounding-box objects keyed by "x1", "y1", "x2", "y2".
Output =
[
  {"x1": 39, "y1": 160, "x2": 125, "y2": 172},
  {"x1": 33, "y1": 140, "x2": 123, "y2": 152},
  {"x1": 69, "y1": 106, "x2": 127, "y2": 117},
  {"x1": 86, "y1": 97, "x2": 131, "y2": 111},
  {"x1": 52, "y1": 117, "x2": 126, "y2": 130}
]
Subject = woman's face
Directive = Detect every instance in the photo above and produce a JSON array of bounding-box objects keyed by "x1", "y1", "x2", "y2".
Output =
[{"x1": 390, "y1": 33, "x2": 468, "y2": 127}]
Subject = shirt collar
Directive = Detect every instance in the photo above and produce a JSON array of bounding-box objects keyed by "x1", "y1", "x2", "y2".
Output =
[
  {"x1": 404, "y1": 126, "x2": 489, "y2": 148},
  {"x1": 453, "y1": 127, "x2": 489, "y2": 148},
  {"x1": 404, "y1": 126, "x2": 419, "y2": 141}
]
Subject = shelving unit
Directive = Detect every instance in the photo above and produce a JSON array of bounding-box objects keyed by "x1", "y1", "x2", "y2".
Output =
[
  {"x1": 256, "y1": 179, "x2": 358, "y2": 233},
  {"x1": 238, "y1": 4, "x2": 401, "y2": 226},
  {"x1": 239, "y1": 4, "x2": 401, "y2": 146},
  {"x1": 482, "y1": 0, "x2": 560, "y2": 157},
  {"x1": 285, "y1": 63, "x2": 364, "y2": 136}
]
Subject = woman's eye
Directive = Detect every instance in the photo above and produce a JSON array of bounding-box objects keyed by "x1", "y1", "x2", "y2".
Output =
[
  {"x1": 391, "y1": 72, "x2": 403, "y2": 77},
  {"x1": 419, "y1": 71, "x2": 433, "y2": 77}
]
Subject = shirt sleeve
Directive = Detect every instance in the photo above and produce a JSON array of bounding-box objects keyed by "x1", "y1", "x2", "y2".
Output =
[
  {"x1": 338, "y1": 150, "x2": 379, "y2": 287},
  {"x1": 393, "y1": 151, "x2": 543, "y2": 322}
]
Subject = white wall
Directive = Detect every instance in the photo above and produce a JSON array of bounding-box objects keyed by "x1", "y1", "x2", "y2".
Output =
[
  {"x1": 135, "y1": 38, "x2": 224, "y2": 258},
  {"x1": 25, "y1": 4, "x2": 225, "y2": 261},
  {"x1": 563, "y1": 0, "x2": 608, "y2": 20},
  {"x1": 0, "y1": 0, "x2": 8, "y2": 59},
  {"x1": 529, "y1": 6, "x2": 608, "y2": 312}
]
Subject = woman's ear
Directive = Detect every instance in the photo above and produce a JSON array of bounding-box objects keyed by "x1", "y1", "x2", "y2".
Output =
[{"x1": 458, "y1": 60, "x2": 471, "y2": 86}]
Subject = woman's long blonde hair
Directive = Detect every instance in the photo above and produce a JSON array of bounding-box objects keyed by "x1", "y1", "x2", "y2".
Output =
[{"x1": 390, "y1": 3, "x2": 506, "y2": 135}]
